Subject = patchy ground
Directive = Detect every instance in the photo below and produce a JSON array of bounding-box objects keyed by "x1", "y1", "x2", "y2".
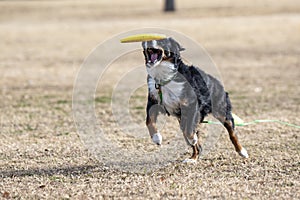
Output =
[{"x1": 0, "y1": 0, "x2": 299, "y2": 199}]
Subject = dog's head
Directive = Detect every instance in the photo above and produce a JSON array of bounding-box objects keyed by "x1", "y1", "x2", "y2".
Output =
[
  {"x1": 142, "y1": 37, "x2": 185, "y2": 84},
  {"x1": 142, "y1": 37, "x2": 185, "y2": 68}
]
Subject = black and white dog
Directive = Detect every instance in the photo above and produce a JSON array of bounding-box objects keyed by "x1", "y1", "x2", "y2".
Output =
[{"x1": 142, "y1": 37, "x2": 248, "y2": 162}]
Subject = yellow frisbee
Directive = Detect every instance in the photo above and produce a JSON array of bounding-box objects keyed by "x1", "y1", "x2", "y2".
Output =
[{"x1": 120, "y1": 33, "x2": 167, "y2": 43}]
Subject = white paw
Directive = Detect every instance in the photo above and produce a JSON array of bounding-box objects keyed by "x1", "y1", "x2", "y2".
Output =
[
  {"x1": 182, "y1": 158, "x2": 197, "y2": 164},
  {"x1": 239, "y1": 147, "x2": 249, "y2": 158},
  {"x1": 152, "y1": 133, "x2": 162, "y2": 145}
]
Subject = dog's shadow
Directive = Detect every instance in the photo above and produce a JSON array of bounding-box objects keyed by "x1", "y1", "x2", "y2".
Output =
[{"x1": 0, "y1": 164, "x2": 101, "y2": 178}]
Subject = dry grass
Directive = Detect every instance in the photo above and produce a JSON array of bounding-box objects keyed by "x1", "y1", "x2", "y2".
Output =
[{"x1": 0, "y1": 0, "x2": 299, "y2": 199}]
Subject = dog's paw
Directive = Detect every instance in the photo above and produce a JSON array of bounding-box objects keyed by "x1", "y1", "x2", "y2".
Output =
[
  {"x1": 238, "y1": 147, "x2": 249, "y2": 158},
  {"x1": 152, "y1": 132, "x2": 162, "y2": 145},
  {"x1": 182, "y1": 158, "x2": 197, "y2": 164}
]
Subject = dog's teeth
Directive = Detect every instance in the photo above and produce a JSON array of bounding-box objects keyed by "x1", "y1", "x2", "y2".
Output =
[
  {"x1": 239, "y1": 147, "x2": 249, "y2": 158},
  {"x1": 152, "y1": 133, "x2": 162, "y2": 145}
]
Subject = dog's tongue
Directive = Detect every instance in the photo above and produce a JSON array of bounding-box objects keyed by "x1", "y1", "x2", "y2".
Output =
[{"x1": 151, "y1": 53, "x2": 158, "y2": 63}]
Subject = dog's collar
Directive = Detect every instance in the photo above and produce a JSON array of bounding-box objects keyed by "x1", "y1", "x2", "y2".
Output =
[
  {"x1": 155, "y1": 83, "x2": 163, "y2": 103},
  {"x1": 154, "y1": 79, "x2": 172, "y2": 86},
  {"x1": 154, "y1": 71, "x2": 178, "y2": 86},
  {"x1": 154, "y1": 83, "x2": 171, "y2": 116},
  {"x1": 153, "y1": 70, "x2": 178, "y2": 103}
]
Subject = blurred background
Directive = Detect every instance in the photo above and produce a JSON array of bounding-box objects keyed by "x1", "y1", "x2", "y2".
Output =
[{"x1": 1, "y1": 0, "x2": 299, "y2": 118}]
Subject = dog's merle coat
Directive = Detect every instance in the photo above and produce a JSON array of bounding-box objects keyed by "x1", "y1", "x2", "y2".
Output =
[{"x1": 142, "y1": 38, "x2": 248, "y2": 161}]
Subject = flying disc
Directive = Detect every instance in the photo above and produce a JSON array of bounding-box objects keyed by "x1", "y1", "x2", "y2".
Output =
[{"x1": 120, "y1": 33, "x2": 167, "y2": 43}]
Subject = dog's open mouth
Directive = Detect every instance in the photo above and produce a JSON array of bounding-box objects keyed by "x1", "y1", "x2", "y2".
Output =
[{"x1": 145, "y1": 48, "x2": 163, "y2": 66}]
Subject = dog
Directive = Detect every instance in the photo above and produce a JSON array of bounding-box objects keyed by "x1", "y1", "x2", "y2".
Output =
[{"x1": 142, "y1": 37, "x2": 248, "y2": 163}]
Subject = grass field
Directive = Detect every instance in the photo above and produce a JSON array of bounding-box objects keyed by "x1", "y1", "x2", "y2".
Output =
[{"x1": 0, "y1": 0, "x2": 299, "y2": 199}]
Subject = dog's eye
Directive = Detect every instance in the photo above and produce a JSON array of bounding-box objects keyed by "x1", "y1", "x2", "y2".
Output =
[
  {"x1": 164, "y1": 50, "x2": 170, "y2": 57},
  {"x1": 147, "y1": 48, "x2": 158, "y2": 54}
]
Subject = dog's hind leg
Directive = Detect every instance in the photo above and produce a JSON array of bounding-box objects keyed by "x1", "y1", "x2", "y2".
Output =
[
  {"x1": 224, "y1": 119, "x2": 248, "y2": 158},
  {"x1": 188, "y1": 130, "x2": 203, "y2": 159},
  {"x1": 182, "y1": 138, "x2": 202, "y2": 163},
  {"x1": 180, "y1": 103, "x2": 202, "y2": 163},
  {"x1": 214, "y1": 92, "x2": 248, "y2": 158},
  {"x1": 218, "y1": 116, "x2": 248, "y2": 158}
]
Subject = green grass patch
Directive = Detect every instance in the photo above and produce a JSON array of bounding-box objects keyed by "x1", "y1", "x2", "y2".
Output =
[
  {"x1": 95, "y1": 96, "x2": 111, "y2": 103},
  {"x1": 56, "y1": 100, "x2": 69, "y2": 104},
  {"x1": 134, "y1": 106, "x2": 144, "y2": 110}
]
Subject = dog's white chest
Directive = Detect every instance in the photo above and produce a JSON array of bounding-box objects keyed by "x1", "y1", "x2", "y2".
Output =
[
  {"x1": 147, "y1": 61, "x2": 177, "y2": 85},
  {"x1": 161, "y1": 81, "x2": 184, "y2": 113},
  {"x1": 148, "y1": 77, "x2": 184, "y2": 115}
]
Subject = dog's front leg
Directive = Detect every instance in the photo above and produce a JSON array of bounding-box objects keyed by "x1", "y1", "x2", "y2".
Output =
[
  {"x1": 180, "y1": 100, "x2": 202, "y2": 162},
  {"x1": 146, "y1": 95, "x2": 164, "y2": 145}
]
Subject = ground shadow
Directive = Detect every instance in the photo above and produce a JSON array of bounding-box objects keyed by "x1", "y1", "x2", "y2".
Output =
[{"x1": 0, "y1": 164, "x2": 102, "y2": 178}]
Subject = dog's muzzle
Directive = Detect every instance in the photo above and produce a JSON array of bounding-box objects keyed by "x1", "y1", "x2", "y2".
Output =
[{"x1": 144, "y1": 48, "x2": 163, "y2": 66}]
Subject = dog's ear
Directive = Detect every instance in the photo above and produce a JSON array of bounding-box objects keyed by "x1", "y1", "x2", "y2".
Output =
[
  {"x1": 141, "y1": 41, "x2": 146, "y2": 49},
  {"x1": 169, "y1": 37, "x2": 185, "y2": 52}
]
